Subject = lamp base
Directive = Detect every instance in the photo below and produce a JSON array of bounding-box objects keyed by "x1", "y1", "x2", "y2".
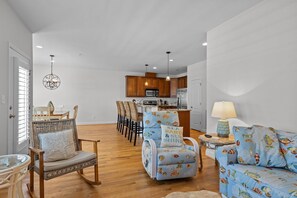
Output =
[{"x1": 217, "y1": 120, "x2": 230, "y2": 138}]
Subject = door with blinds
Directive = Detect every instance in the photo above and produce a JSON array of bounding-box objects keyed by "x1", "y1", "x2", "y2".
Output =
[{"x1": 8, "y1": 46, "x2": 32, "y2": 154}]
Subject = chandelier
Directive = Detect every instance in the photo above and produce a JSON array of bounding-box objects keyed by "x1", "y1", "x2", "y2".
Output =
[{"x1": 43, "y1": 55, "x2": 61, "y2": 90}]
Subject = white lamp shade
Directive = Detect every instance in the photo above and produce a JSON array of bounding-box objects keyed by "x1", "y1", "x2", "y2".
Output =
[{"x1": 211, "y1": 101, "x2": 237, "y2": 119}]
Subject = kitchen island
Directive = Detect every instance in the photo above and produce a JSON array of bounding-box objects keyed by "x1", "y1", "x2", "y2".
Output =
[{"x1": 138, "y1": 105, "x2": 191, "y2": 137}]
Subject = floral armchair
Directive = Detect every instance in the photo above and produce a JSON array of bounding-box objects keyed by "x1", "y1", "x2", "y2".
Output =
[{"x1": 141, "y1": 111, "x2": 200, "y2": 180}]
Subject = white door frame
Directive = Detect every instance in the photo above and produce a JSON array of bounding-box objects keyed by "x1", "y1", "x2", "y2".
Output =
[{"x1": 8, "y1": 44, "x2": 32, "y2": 154}]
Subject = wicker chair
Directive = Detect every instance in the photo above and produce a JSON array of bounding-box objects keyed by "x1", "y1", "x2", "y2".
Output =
[
  {"x1": 27, "y1": 119, "x2": 101, "y2": 198},
  {"x1": 118, "y1": 101, "x2": 126, "y2": 134},
  {"x1": 123, "y1": 101, "x2": 131, "y2": 138},
  {"x1": 73, "y1": 105, "x2": 78, "y2": 119},
  {"x1": 128, "y1": 101, "x2": 143, "y2": 146}
]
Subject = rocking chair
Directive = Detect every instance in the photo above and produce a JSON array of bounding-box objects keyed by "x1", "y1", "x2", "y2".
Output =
[{"x1": 27, "y1": 119, "x2": 101, "y2": 198}]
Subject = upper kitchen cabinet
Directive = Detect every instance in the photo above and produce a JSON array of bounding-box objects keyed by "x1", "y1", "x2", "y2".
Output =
[
  {"x1": 159, "y1": 78, "x2": 170, "y2": 97},
  {"x1": 170, "y1": 78, "x2": 178, "y2": 97},
  {"x1": 126, "y1": 76, "x2": 138, "y2": 97},
  {"x1": 178, "y1": 76, "x2": 187, "y2": 89},
  {"x1": 137, "y1": 77, "x2": 146, "y2": 97},
  {"x1": 146, "y1": 78, "x2": 159, "y2": 89}
]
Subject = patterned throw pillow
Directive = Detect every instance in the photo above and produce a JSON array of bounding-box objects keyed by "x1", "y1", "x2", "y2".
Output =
[
  {"x1": 160, "y1": 125, "x2": 184, "y2": 148},
  {"x1": 233, "y1": 125, "x2": 286, "y2": 167},
  {"x1": 38, "y1": 129, "x2": 77, "y2": 162},
  {"x1": 277, "y1": 130, "x2": 297, "y2": 173}
]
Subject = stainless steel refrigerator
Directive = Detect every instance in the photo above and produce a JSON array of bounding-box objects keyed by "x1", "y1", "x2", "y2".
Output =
[{"x1": 177, "y1": 88, "x2": 188, "y2": 109}]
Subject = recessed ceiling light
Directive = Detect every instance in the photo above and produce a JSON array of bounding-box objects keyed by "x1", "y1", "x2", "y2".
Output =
[
  {"x1": 153, "y1": 67, "x2": 157, "y2": 70},
  {"x1": 36, "y1": 45, "x2": 43, "y2": 49},
  {"x1": 202, "y1": 42, "x2": 207, "y2": 46},
  {"x1": 169, "y1": 59, "x2": 173, "y2": 62}
]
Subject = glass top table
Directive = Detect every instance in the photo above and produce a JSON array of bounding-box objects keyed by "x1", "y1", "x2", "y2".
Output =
[
  {"x1": 0, "y1": 154, "x2": 31, "y2": 197},
  {"x1": 0, "y1": 154, "x2": 30, "y2": 173}
]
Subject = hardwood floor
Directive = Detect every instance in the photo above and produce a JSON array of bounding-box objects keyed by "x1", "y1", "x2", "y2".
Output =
[{"x1": 0, "y1": 124, "x2": 219, "y2": 198}]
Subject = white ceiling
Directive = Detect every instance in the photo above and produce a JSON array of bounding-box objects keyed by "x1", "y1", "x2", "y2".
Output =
[{"x1": 8, "y1": 0, "x2": 262, "y2": 74}]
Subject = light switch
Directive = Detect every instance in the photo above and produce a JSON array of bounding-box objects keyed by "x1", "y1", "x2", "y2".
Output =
[{"x1": 1, "y1": 94, "x2": 6, "y2": 104}]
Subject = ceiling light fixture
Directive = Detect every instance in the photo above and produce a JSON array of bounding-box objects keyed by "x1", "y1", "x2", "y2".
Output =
[
  {"x1": 43, "y1": 55, "x2": 61, "y2": 90},
  {"x1": 153, "y1": 67, "x2": 157, "y2": 70},
  {"x1": 202, "y1": 42, "x2": 207, "y2": 46},
  {"x1": 36, "y1": 45, "x2": 43, "y2": 49},
  {"x1": 145, "y1": 64, "x2": 149, "y2": 86},
  {"x1": 166, "y1": 51, "x2": 171, "y2": 81},
  {"x1": 169, "y1": 59, "x2": 173, "y2": 62}
]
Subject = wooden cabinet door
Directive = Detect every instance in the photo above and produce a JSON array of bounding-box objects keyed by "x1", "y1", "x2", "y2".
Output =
[
  {"x1": 137, "y1": 77, "x2": 146, "y2": 97},
  {"x1": 178, "y1": 76, "x2": 188, "y2": 89},
  {"x1": 126, "y1": 76, "x2": 138, "y2": 97},
  {"x1": 164, "y1": 80, "x2": 171, "y2": 97},
  {"x1": 147, "y1": 78, "x2": 159, "y2": 89},
  {"x1": 158, "y1": 79, "x2": 165, "y2": 97},
  {"x1": 170, "y1": 78, "x2": 178, "y2": 97}
]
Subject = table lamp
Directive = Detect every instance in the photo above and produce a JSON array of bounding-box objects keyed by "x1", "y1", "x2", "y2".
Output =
[{"x1": 211, "y1": 101, "x2": 237, "y2": 138}]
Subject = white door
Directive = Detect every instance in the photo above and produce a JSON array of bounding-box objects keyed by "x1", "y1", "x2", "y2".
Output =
[
  {"x1": 189, "y1": 79, "x2": 202, "y2": 131},
  {"x1": 8, "y1": 46, "x2": 32, "y2": 154}
]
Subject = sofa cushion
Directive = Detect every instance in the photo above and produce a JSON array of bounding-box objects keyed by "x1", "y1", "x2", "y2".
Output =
[
  {"x1": 227, "y1": 164, "x2": 297, "y2": 198},
  {"x1": 157, "y1": 147, "x2": 196, "y2": 165},
  {"x1": 161, "y1": 125, "x2": 184, "y2": 147},
  {"x1": 233, "y1": 125, "x2": 286, "y2": 167},
  {"x1": 277, "y1": 130, "x2": 297, "y2": 173}
]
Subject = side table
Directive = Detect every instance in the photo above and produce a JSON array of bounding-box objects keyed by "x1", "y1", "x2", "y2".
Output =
[
  {"x1": 198, "y1": 133, "x2": 234, "y2": 170},
  {"x1": 0, "y1": 154, "x2": 31, "y2": 198}
]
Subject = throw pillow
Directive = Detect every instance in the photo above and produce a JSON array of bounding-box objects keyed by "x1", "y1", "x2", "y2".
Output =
[
  {"x1": 233, "y1": 125, "x2": 287, "y2": 167},
  {"x1": 277, "y1": 130, "x2": 297, "y2": 173},
  {"x1": 38, "y1": 129, "x2": 77, "y2": 162},
  {"x1": 160, "y1": 125, "x2": 184, "y2": 148}
]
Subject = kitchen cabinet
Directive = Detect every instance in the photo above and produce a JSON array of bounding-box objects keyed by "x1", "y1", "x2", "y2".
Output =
[
  {"x1": 178, "y1": 76, "x2": 187, "y2": 89},
  {"x1": 159, "y1": 78, "x2": 171, "y2": 97},
  {"x1": 146, "y1": 78, "x2": 159, "y2": 89},
  {"x1": 126, "y1": 76, "x2": 138, "y2": 97},
  {"x1": 170, "y1": 78, "x2": 178, "y2": 97},
  {"x1": 137, "y1": 77, "x2": 146, "y2": 97}
]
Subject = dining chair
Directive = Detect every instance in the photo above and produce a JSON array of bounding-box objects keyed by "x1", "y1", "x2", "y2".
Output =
[
  {"x1": 118, "y1": 101, "x2": 126, "y2": 134},
  {"x1": 128, "y1": 101, "x2": 143, "y2": 146},
  {"x1": 33, "y1": 107, "x2": 50, "y2": 121},
  {"x1": 116, "y1": 101, "x2": 121, "y2": 131},
  {"x1": 28, "y1": 119, "x2": 101, "y2": 198},
  {"x1": 73, "y1": 105, "x2": 78, "y2": 119},
  {"x1": 123, "y1": 101, "x2": 131, "y2": 138}
]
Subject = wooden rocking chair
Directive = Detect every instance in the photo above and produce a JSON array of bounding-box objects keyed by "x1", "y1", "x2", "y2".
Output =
[{"x1": 27, "y1": 119, "x2": 101, "y2": 198}]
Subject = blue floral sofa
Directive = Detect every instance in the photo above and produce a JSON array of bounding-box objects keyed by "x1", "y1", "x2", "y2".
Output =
[
  {"x1": 217, "y1": 126, "x2": 297, "y2": 198},
  {"x1": 141, "y1": 111, "x2": 200, "y2": 180}
]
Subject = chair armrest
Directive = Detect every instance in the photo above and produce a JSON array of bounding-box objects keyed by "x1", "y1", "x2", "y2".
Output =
[
  {"x1": 142, "y1": 139, "x2": 157, "y2": 179},
  {"x1": 78, "y1": 138, "x2": 100, "y2": 143},
  {"x1": 183, "y1": 137, "x2": 199, "y2": 153},
  {"x1": 29, "y1": 147, "x2": 44, "y2": 155},
  {"x1": 216, "y1": 144, "x2": 237, "y2": 166}
]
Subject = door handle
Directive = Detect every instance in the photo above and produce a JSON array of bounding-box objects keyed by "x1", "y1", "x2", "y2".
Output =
[{"x1": 9, "y1": 114, "x2": 16, "y2": 119}]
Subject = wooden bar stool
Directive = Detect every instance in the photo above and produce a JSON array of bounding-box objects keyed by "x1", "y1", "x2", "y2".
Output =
[
  {"x1": 116, "y1": 101, "x2": 121, "y2": 131},
  {"x1": 128, "y1": 101, "x2": 143, "y2": 146},
  {"x1": 123, "y1": 101, "x2": 132, "y2": 138},
  {"x1": 118, "y1": 101, "x2": 126, "y2": 134}
]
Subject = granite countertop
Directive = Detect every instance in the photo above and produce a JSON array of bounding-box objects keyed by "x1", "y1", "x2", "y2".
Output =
[{"x1": 166, "y1": 109, "x2": 191, "y2": 112}]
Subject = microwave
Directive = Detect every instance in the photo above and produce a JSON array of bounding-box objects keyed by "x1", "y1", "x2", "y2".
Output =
[{"x1": 145, "y1": 89, "x2": 159, "y2": 97}]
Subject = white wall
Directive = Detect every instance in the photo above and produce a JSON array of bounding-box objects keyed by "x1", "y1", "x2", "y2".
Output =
[
  {"x1": 187, "y1": 61, "x2": 207, "y2": 131},
  {"x1": 33, "y1": 65, "x2": 145, "y2": 124},
  {"x1": 0, "y1": 1, "x2": 32, "y2": 154},
  {"x1": 207, "y1": 0, "x2": 297, "y2": 133}
]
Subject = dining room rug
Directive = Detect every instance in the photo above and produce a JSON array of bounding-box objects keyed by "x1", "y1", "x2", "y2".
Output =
[{"x1": 164, "y1": 190, "x2": 221, "y2": 198}]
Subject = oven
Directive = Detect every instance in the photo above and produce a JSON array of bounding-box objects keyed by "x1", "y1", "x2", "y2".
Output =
[{"x1": 145, "y1": 89, "x2": 159, "y2": 97}]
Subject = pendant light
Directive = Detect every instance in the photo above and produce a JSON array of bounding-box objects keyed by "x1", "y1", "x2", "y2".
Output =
[
  {"x1": 145, "y1": 64, "x2": 149, "y2": 86},
  {"x1": 43, "y1": 55, "x2": 61, "y2": 90},
  {"x1": 166, "y1": 51, "x2": 171, "y2": 81}
]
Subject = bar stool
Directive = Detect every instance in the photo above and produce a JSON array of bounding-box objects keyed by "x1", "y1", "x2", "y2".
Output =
[
  {"x1": 118, "y1": 101, "x2": 126, "y2": 134},
  {"x1": 123, "y1": 101, "x2": 131, "y2": 138},
  {"x1": 116, "y1": 101, "x2": 121, "y2": 131},
  {"x1": 128, "y1": 101, "x2": 143, "y2": 146}
]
